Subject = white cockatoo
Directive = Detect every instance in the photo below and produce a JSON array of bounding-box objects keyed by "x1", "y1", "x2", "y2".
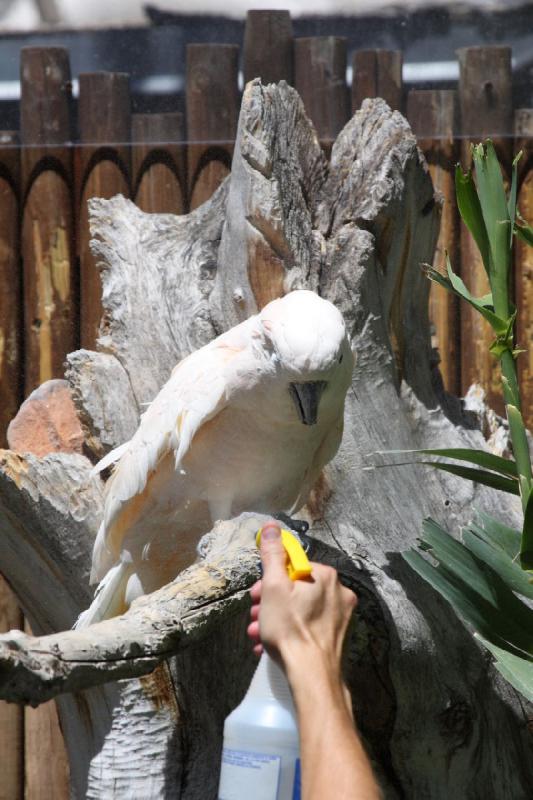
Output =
[{"x1": 76, "y1": 290, "x2": 354, "y2": 627}]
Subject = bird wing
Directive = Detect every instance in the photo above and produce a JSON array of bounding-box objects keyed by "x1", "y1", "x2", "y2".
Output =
[{"x1": 91, "y1": 325, "x2": 251, "y2": 581}]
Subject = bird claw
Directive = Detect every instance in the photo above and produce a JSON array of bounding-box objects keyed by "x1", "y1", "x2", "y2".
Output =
[{"x1": 275, "y1": 512, "x2": 310, "y2": 536}]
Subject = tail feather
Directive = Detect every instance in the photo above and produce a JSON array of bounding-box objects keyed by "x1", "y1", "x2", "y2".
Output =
[{"x1": 74, "y1": 561, "x2": 133, "y2": 629}]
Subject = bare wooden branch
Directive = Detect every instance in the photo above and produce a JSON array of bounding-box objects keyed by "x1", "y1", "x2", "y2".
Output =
[{"x1": 0, "y1": 514, "x2": 264, "y2": 705}]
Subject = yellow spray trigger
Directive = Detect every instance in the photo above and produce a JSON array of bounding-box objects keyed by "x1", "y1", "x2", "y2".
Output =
[{"x1": 256, "y1": 528, "x2": 312, "y2": 581}]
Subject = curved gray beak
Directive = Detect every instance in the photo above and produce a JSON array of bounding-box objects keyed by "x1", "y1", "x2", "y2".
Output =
[{"x1": 289, "y1": 381, "x2": 328, "y2": 426}]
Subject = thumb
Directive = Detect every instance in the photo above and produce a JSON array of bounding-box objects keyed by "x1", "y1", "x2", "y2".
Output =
[{"x1": 260, "y1": 522, "x2": 289, "y2": 582}]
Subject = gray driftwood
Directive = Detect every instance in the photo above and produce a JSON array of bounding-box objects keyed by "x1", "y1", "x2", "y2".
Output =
[{"x1": 0, "y1": 80, "x2": 531, "y2": 799}]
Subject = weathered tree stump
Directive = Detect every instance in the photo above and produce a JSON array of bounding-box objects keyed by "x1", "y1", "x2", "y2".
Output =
[{"x1": 0, "y1": 80, "x2": 531, "y2": 799}]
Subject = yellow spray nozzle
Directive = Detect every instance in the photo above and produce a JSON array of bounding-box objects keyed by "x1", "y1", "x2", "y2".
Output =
[{"x1": 256, "y1": 528, "x2": 312, "y2": 581}]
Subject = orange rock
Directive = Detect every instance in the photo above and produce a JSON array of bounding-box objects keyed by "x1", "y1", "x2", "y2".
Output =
[{"x1": 7, "y1": 379, "x2": 84, "y2": 457}]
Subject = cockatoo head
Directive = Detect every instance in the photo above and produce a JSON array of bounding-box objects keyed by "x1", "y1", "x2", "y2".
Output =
[{"x1": 257, "y1": 290, "x2": 354, "y2": 426}]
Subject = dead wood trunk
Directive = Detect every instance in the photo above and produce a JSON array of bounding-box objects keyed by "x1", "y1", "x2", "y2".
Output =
[{"x1": 0, "y1": 80, "x2": 531, "y2": 799}]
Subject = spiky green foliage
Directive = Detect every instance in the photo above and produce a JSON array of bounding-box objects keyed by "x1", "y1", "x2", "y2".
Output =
[{"x1": 402, "y1": 141, "x2": 533, "y2": 701}]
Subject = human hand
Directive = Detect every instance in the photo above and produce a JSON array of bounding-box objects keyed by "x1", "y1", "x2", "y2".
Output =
[
  {"x1": 247, "y1": 521, "x2": 357, "y2": 684},
  {"x1": 248, "y1": 523, "x2": 381, "y2": 800}
]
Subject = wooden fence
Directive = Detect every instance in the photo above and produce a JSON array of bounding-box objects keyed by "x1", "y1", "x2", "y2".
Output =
[{"x1": 0, "y1": 9, "x2": 531, "y2": 797}]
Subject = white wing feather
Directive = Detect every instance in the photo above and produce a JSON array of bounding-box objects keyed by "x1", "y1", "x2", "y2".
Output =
[
  {"x1": 91, "y1": 320, "x2": 253, "y2": 582},
  {"x1": 91, "y1": 441, "x2": 131, "y2": 476}
]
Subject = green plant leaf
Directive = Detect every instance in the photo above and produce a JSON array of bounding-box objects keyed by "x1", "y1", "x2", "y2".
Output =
[
  {"x1": 419, "y1": 519, "x2": 533, "y2": 645},
  {"x1": 506, "y1": 405, "x2": 533, "y2": 502},
  {"x1": 501, "y1": 375, "x2": 520, "y2": 409},
  {"x1": 420, "y1": 461, "x2": 519, "y2": 495},
  {"x1": 421, "y1": 518, "x2": 495, "y2": 599},
  {"x1": 489, "y1": 340, "x2": 511, "y2": 358},
  {"x1": 421, "y1": 519, "x2": 527, "y2": 615},
  {"x1": 405, "y1": 448, "x2": 518, "y2": 478},
  {"x1": 470, "y1": 510, "x2": 521, "y2": 560},
  {"x1": 405, "y1": 519, "x2": 533, "y2": 654},
  {"x1": 455, "y1": 163, "x2": 491, "y2": 274},
  {"x1": 472, "y1": 141, "x2": 512, "y2": 286},
  {"x1": 508, "y1": 151, "x2": 521, "y2": 246},
  {"x1": 476, "y1": 636, "x2": 533, "y2": 702},
  {"x1": 520, "y1": 488, "x2": 533, "y2": 570},
  {"x1": 488, "y1": 308, "x2": 517, "y2": 358},
  {"x1": 443, "y1": 255, "x2": 511, "y2": 336},
  {"x1": 515, "y1": 220, "x2": 533, "y2": 247},
  {"x1": 403, "y1": 548, "x2": 533, "y2": 659},
  {"x1": 462, "y1": 528, "x2": 533, "y2": 599},
  {"x1": 424, "y1": 263, "x2": 498, "y2": 327}
]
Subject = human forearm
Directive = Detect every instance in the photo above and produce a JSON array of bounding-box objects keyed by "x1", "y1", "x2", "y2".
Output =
[
  {"x1": 249, "y1": 523, "x2": 380, "y2": 798},
  {"x1": 286, "y1": 656, "x2": 381, "y2": 800}
]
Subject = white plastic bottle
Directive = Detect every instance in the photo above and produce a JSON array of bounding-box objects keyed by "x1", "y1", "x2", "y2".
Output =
[
  {"x1": 218, "y1": 651, "x2": 300, "y2": 800},
  {"x1": 218, "y1": 528, "x2": 310, "y2": 800}
]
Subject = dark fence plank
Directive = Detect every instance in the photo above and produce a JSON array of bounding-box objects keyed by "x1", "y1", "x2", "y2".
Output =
[
  {"x1": 515, "y1": 108, "x2": 533, "y2": 430},
  {"x1": 186, "y1": 44, "x2": 239, "y2": 210},
  {"x1": 243, "y1": 9, "x2": 293, "y2": 85},
  {"x1": 24, "y1": 624, "x2": 69, "y2": 800},
  {"x1": 352, "y1": 49, "x2": 403, "y2": 112},
  {"x1": 20, "y1": 47, "x2": 75, "y2": 395},
  {"x1": 458, "y1": 46, "x2": 513, "y2": 411},
  {"x1": 0, "y1": 131, "x2": 24, "y2": 800},
  {"x1": 407, "y1": 89, "x2": 460, "y2": 396},
  {"x1": 0, "y1": 575, "x2": 23, "y2": 800},
  {"x1": 294, "y1": 36, "x2": 349, "y2": 146},
  {"x1": 132, "y1": 112, "x2": 186, "y2": 215},
  {"x1": 0, "y1": 131, "x2": 22, "y2": 443},
  {"x1": 0, "y1": 132, "x2": 23, "y2": 800},
  {"x1": 77, "y1": 72, "x2": 131, "y2": 349},
  {"x1": 19, "y1": 58, "x2": 74, "y2": 796}
]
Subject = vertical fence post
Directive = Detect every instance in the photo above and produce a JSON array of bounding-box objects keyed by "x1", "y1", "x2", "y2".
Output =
[
  {"x1": 352, "y1": 49, "x2": 403, "y2": 112},
  {"x1": 23, "y1": 628, "x2": 69, "y2": 800},
  {"x1": 0, "y1": 131, "x2": 23, "y2": 800},
  {"x1": 294, "y1": 37, "x2": 349, "y2": 149},
  {"x1": 0, "y1": 130, "x2": 22, "y2": 442},
  {"x1": 0, "y1": 579, "x2": 23, "y2": 800},
  {"x1": 407, "y1": 89, "x2": 460, "y2": 395},
  {"x1": 243, "y1": 10, "x2": 293, "y2": 85},
  {"x1": 0, "y1": 132, "x2": 24, "y2": 800},
  {"x1": 515, "y1": 108, "x2": 533, "y2": 430},
  {"x1": 132, "y1": 112, "x2": 186, "y2": 215},
  {"x1": 20, "y1": 47, "x2": 76, "y2": 396},
  {"x1": 19, "y1": 52, "x2": 72, "y2": 796},
  {"x1": 458, "y1": 46, "x2": 513, "y2": 411},
  {"x1": 186, "y1": 44, "x2": 239, "y2": 211},
  {"x1": 77, "y1": 72, "x2": 131, "y2": 349}
]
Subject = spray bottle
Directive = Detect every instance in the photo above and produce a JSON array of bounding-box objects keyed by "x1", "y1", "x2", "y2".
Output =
[{"x1": 217, "y1": 529, "x2": 311, "y2": 800}]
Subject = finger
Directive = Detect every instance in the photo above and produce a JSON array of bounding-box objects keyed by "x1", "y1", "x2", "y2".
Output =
[
  {"x1": 249, "y1": 604, "x2": 259, "y2": 622},
  {"x1": 247, "y1": 620, "x2": 260, "y2": 642},
  {"x1": 343, "y1": 586, "x2": 358, "y2": 611},
  {"x1": 253, "y1": 643, "x2": 263, "y2": 657},
  {"x1": 260, "y1": 522, "x2": 289, "y2": 582},
  {"x1": 310, "y1": 562, "x2": 338, "y2": 581},
  {"x1": 250, "y1": 580, "x2": 262, "y2": 602}
]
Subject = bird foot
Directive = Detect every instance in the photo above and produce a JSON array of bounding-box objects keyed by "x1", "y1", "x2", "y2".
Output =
[{"x1": 275, "y1": 512, "x2": 309, "y2": 536}]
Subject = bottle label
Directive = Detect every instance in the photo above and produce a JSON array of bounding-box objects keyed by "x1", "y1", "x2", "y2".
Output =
[
  {"x1": 218, "y1": 748, "x2": 281, "y2": 800},
  {"x1": 292, "y1": 758, "x2": 301, "y2": 800}
]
